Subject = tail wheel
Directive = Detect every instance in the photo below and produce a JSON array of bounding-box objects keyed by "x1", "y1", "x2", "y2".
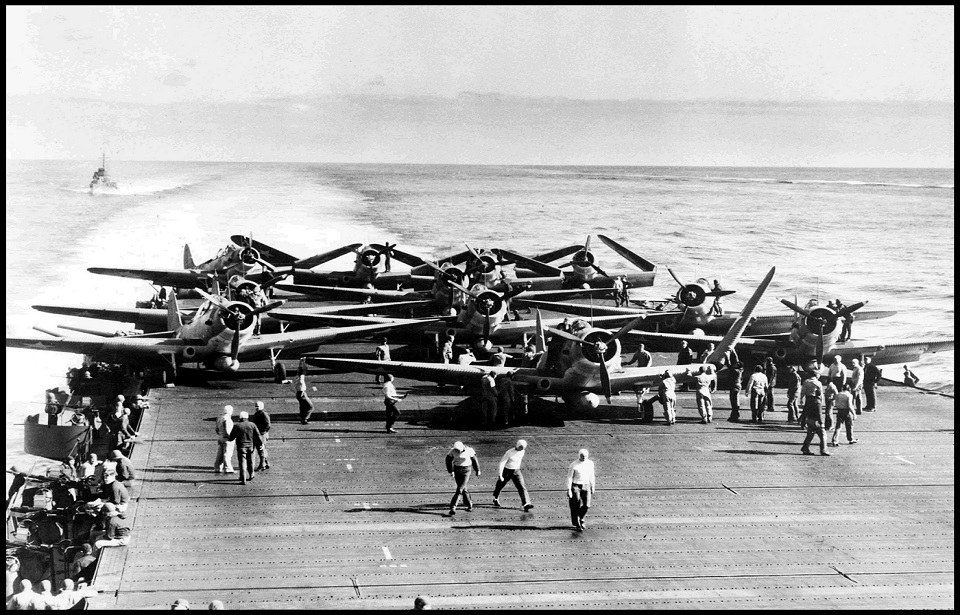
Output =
[{"x1": 274, "y1": 362, "x2": 287, "y2": 383}]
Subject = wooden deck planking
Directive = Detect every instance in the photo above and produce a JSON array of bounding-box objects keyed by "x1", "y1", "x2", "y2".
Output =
[{"x1": 90, "y1": 352, "x2": 953, "y2": 609}]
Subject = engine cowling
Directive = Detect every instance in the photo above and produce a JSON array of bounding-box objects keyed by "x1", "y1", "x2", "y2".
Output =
[
  {"x1": 239, "y1": 247, "x2": 260, "y2": 266},
  {"x1": 677, "y1": 283, "x2": 707, "y2": 307},
  {"x1": 358, "y1": 249, "x2": 382, "y2": 269},
  {"x1": 804, "y1": 307, "x2": 838, "y2": 335}
]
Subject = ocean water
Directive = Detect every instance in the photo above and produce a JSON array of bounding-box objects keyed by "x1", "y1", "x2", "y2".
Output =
[{"x1": 5, "y1": 160, "x2": 954, "y2": 468}]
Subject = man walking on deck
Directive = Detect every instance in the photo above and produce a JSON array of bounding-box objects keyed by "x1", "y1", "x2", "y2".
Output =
[
  {"x1": 251, "y1": 401, "x2": 271, "y2": 470},
  {"x1": 800, "y1": 371, "x2": 830, "y2": 456},
  {"x1": 383, "y1": 374, "x2": 406, "y2": 433},
  {"x1": 863, "y1": 357, "x2": 882, "y2": 411},
  {"x1": 566, "y1": 448, "x2": 596, "y2": 531},
  {"x1": 214, "y1": 405, "x2": 235, "y2": 474},
  {"x1": 294, "y1": 358, "x2": 315, "y2": 425},
  {"x1": 493, "y1": 440, "x2": 534, "y2": 511},
  {"x1": 445, "y1": 441, "x2": 480, "y2": 515}
]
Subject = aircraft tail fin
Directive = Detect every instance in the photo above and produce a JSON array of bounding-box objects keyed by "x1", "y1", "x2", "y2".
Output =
[
  {"x1": 167, "y1": 290, "x2": 183, "y2": 331},
  {"x1": 183, "y1": 244, "x2": 196, "y2": 269},
  {"x1": 534, "y1": 309, "x2": 547, "y2": 354},
  {"x1": 706, "y1": 266, "x2": 775, "y2": 364}
]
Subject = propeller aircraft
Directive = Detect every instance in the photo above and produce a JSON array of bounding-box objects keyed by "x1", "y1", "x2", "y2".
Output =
[
  {"x1": 630, "y1": 295, "x2": 953, "y2": 370},
  {"x1": 8, "y1": 281, "x2": 442, "y2": 384},
  {"x1": 270, "y1": 272, "x2": 641, "y2": 350},
  {"x1": 305, "y1": 267, "x2": 777, "y2": 410},
  {"x1": 405, "y1": 235, "x2": 657, "y2": 292},
  {"x1": 87, "y1": 237, "x2": 357, "y2": 293},
  {"x1": 515, "y1": 268, "x2": 898, "y2": 339}
]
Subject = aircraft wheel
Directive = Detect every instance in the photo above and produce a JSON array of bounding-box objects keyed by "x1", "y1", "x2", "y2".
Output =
[{"x1": 274, "y1": 362, "x2": 287, "y2": 383}]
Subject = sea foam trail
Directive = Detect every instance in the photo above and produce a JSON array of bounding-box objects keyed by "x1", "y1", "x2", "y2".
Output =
[{"x1": 5, "y1": 165, "x2": 399, "y2": 472}]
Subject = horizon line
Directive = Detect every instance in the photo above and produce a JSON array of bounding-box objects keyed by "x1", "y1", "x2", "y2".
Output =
[{"x1": 4, "y1": 158, "x2": 955, "y2": 170}]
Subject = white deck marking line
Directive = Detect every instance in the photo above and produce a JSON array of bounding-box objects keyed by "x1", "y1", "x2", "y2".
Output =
[
  {"x1": 363, "y1": 502, "x2": 371, "y2": 509},
  {"x1": 334, "y1": 438, "x2": 341, "y2": 443},
  {"x1": 382, "y1": 546, "x2": 393, "y2": 560},
  {"x1": 895, "y1": 456, "x2": 915, "y2": 465}
]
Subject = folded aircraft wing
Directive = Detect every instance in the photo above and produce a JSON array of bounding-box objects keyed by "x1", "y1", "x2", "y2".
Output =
[
  {"x1": 512, "y1": 299, "x2": 652, "y2": 318},
  {"x1": 32, "y1": 304, "x2": 175, "y2": 333},
  {"x1": 6, "y1": 336, "x2": 194, "y2": 363},
  {"x1": 87, "y1": 267, "x2": 214, "y2": 288},
  {"x1": 268, "y1": 311, "x2": 438, "y2": 327},
  {"x1": 292, "y1": 244, "x2": 363, "y2": 269},
  {"x1": 237, "y1": 318, "x2": 444, "y2": 359},
  {"x1": 304, "y1": 356, "x2": 527, "y2": 388},
  {"x1": 229, "y1": 235, "x2": 300, "y2": 266},
  {"x1": 806, "y1": 338, "x2": 954, "y2": 367},
  {"x1": 275, "y1": 283, "x2": 420, "y2": 301}
]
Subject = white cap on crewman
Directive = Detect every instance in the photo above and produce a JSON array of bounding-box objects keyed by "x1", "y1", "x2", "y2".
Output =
[
  {"x1": 254, "y1": 401, "x2": 264, "y2": 410},
  {"x1": 223, "y1": 405, "x2": 234, "y2": 414}
]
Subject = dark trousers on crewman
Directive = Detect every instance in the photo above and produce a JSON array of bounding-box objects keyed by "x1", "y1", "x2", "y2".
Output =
[
  {"x1": 786, "y1": 391, "x2": 799, "y2": 422},
  {"x1": 237, "y1": 447, "x2": 255, "y2": 482},
  {"x1": 801, "y1": 421, "x2": 827, "y2": 453},
  {"x1": 384, "y1": 400, "x2": 400, "y2": 431},
  {"x1": 450, "y1": 465, "x2": 473, "y2": 510},
  {"x1": 256, "y1": 433, "x2": 270, "y2": 469},
  {"x1": 864, "y1": 384, "x2": 877, "y2": 410},
  {"x1": 493, "y1": 468, "x2": 530, "y2": 506},
  {"x1": 569, "y1": 483, "x2": 591, "y2": 528},
  {"x1": 729, "y1": 389, "x2": 740, "y2": 421}
]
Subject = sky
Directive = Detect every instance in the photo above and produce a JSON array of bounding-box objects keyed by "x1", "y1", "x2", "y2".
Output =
[{"x1": 5, "y1": 5, "x2": 955, "y2": 166}]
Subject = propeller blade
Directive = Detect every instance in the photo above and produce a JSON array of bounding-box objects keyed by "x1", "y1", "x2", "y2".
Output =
[
  {"x1": 544, "y1": 326, "x2": 588, "y2": 345},
  {"x1": 261, "y1": 272, "x2": 291, "y2": 289},
  {"x1": 231, "y1": 325, "x2": 241, "y2": 361},
  {"x1": 705, "y1": 289, "x2": 737, "y2": 298},
  {"x1": 196, "y1": 288, "x2": 229, "y2": 308},
  {"x1": 584, "y1": 235, "x2": 592, "y2": 253},
  {"x1": 249, "y1": 299, "x2": 285, "y2": 317},
  {"x1": 464, "y1": 243, "x2": 484, "y2": 263},
  {"x1": 591, "y1": 263, "x2": 610, "y2": 278},
  {"x1": 483, "y1": 313, "x2": 491, "y2": 343},
  {"x1": 494, "y1": 249, "x2": 563, "y2": 277},
  {"x1": 816, "y1": 324, "x2": 824, "y2": 366},
  {"x1": 607, "y1": 315, "x2": 646, "y2": 344},
  {"x1": 422, "y1": 261, "x2": 474, "y2": 296},
  {"x1": 600, "y1": 360, "x2": 612, "y2": 403},
  {"x1": 780, "y1": 298, "x2": 811, "y2": 317},
  {"x1": 254, "y1": 257, "x2": 276, "y2": 273},
  {"x1": 837, "y1": 301, "x2": 867, "y2": 317},
  {"x1": 667, "y1": 267, "x2": 686, "y2": 289}
]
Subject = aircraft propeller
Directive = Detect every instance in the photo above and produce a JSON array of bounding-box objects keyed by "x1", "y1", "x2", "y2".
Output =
[
  {"x1": 556, "y1": 235, "x2": 611, "y2": 279},
  {"x1": 544, "y1": 315, "x2": 644, "y2": 402},
  {"x1": 780, "y1": 298, "x2": 866, "y2": 364},
  {"x1": 463, "y1": 243, "x2": 514, "y2": 279}
]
